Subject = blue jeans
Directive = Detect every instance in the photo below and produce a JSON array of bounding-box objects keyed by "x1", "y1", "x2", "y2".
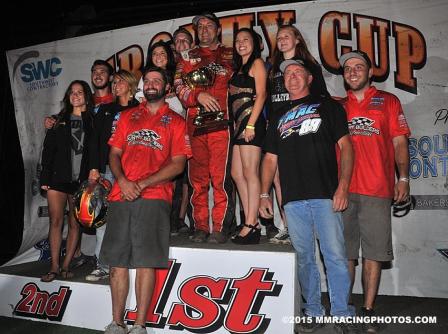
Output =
[
  {"x1": 95, "y1": 168, "x2": 115, "y2": 272},
  {"x1": 284, "y1": 199, "x2": 352, "y2": 317}
]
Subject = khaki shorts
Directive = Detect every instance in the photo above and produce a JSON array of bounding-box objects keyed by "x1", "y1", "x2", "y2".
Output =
[
  {"x1": 342, "y1": 193, "x2": 393, "y2": 261},
  {"x1": 100, "y1": 198, "x2": 170, "y2": 269}
]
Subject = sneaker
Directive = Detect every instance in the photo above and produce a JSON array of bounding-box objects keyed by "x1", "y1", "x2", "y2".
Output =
[
  {"x1": 361, "y1": 307, "x2": 380, "y2": 333},
  {"x1": 265, "y1": 223, "x2": 279, "y2": 239},
  {"x1": 296, "y1": 317, "x2": 324, "y2": 333},
  {"x1": 128, "y1": 324, "x2": 147, "y2": 334},
  {"x1": 334, "y1": 322, "x2": 360, "y2": 334},
  {"x1": 191, "y1": 230, "x2": 209, "y2": 243},
  {"x1": 269, "y1": 227, "x2": 291, "y2": 245},
  {"x1": 104, "y1": 321, "x2": 127, "y2": 334},
  {"x1": 208, "y1": 231, "x2": 228, "y2": 244},
  {"x1": 70, "y1": 252, "x2": 90, "y2": 269},
  {"x1": 85, "y1": 267, "x2": 109, "y2": 281}
]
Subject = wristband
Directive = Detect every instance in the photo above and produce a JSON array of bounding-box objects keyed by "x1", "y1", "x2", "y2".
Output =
[
  {"x1": 260, "y1": 193, "x2": 270, "y2": 199},
  {"x1": 245, "y1": 124, "x2": 255, "y2": 130},
  {"x1": 399, "y1": 177, "x2": 409, "y2": 183}
]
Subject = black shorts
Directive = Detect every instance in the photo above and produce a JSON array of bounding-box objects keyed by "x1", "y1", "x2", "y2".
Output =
[{"x1": 48, "y1": 181, "x2": 80, "y2": 195}]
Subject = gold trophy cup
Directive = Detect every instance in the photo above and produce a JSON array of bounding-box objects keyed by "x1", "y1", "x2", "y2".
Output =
[{"x1": 183, "y1": 65, "x2": 229, "y2": 136}]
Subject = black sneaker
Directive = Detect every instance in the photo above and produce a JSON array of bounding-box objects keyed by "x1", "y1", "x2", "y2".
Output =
[
  {"x1": 361, "y1": 307, "x2": 380, "y2": 333},
  {"x1": 334, "y1": 322, "x2": 360, "y2": 334},
  {"x1": 70, "y1": 253, "x2": 90, "y2": 269},
  {"x1": 296, "y1": 317, "x2": 324, "y2": 333},
  {"x1": 265, "y1": 222, "x2": 279, "y2": 239}
]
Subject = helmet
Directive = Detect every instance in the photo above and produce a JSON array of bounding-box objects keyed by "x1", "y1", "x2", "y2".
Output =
[{"x1": 74, "y1": 178, "x2": 112, "y2": 228}]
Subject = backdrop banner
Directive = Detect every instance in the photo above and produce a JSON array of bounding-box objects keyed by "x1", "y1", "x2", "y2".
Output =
[{"x1": 6, "y1": 0, "x2": 448, "y2": 298}]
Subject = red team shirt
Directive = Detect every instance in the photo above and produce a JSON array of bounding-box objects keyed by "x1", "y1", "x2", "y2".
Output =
[
  {"x1": 341, "y1": 86, "x2": 410, "y2": 199},
  {"x1": 108, "y1": 103, "x2": 191, "y2": 203}
]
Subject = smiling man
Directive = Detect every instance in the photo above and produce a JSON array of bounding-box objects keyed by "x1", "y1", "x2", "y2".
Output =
[
  {"x1": 339, "y1": 50, "x2": 411, "y2": 333},
  {"x1": 260, "y1": 59, "x2": 355, "y2": 334},
  {"x1": 174, "y1": 12, "x2": 235, "y2": 244},
  {"x1": 100, "y1": 67, "x2": 191, "y2": 334}
]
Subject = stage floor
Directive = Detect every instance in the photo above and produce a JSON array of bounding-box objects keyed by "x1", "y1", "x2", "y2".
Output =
[{"x1": 1, "y1": 235, "x2": 447, "y2": 333}]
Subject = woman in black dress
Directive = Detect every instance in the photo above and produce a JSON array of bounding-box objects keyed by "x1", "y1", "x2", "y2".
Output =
[{"x1": 229, "y1": 28, "x2": 267, "y2": 244}]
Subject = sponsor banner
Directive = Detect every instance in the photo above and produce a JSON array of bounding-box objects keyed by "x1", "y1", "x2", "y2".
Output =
[
  {"x1": 0, "y1": 247, "x2": 295, "y2": 333},
  {"x1": 5, "y1": 0, "x2": 448, "y2": 298}
]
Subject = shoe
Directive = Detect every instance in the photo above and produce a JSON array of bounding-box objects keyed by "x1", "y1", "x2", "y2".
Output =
[
  {"x1": 70, "y1": 252, "x2": 90, "y2": 269},
  {"x1": 361, "y1": 307, "x2": 380, "y2": 333},
  {"x1": 128, "y1": 324, "x2": 147, "y2": 334},
  {"x1": 334, "y1": 322, "x2": 360, "y2": 334},
  {"x1": 269, "y1": 227, "x2": 291, "y2": 245},
  {"x1": 191, "y1": 229, "x2": 209, "y2": 243},
  {"x1": 231, "y1": 223, "x2": 261, "y2": 245},
  {"x1": 208, "y1": 231, "x2": 228, "y2": 244},
  {"x1": 41, "y1": 270, "x2": 60, "y2": 282},
  {"x1": 265, "y1": 222, "x2": 279, "y2": 239},
  {"x1": 177, "y1": 220, "x2": 190, "y2": 234},
  {"x1": 86, "y1": 267, "x2": 109, "y2": 281},
  {"x1": 104, "y1": 321, "x2": 127, "y2": 334},
  {"x1": 60, "y1": 268, "x2": 74, "y2": 279},
  {"x1": 296, "y1": 317, "x2": 324, "y2": 333}
]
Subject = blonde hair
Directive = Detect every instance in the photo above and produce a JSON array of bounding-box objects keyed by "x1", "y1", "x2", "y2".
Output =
[{"x1": 113, "y1": 69, "x2": 138, "y2": 98}]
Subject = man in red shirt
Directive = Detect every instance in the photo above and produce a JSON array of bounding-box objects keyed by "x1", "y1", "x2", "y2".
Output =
[
  {"x1": 100, "y1": 67, "x2": 191, "y2": 334},
  {"x1": 174, "y1": 12, "x2": 234, "y2": 243},
  {"x1": 339, "y1": 50, "x2": 411, "y2": 331}
]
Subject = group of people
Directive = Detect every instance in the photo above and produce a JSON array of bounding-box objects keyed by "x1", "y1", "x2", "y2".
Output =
[{"x1": 38, "y1": 10, "x2": 410, "y2": 334}]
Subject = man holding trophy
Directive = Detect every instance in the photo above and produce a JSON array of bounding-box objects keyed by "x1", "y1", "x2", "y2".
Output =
[{"x1": 175, "y1": 12, "x2": 234, "y2": 243}]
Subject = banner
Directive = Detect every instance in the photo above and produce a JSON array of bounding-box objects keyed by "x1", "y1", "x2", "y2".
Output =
[
  {"x1": 0, "y1": 247, "x2": 296, "y2": 333},
  {"x1": 5, "y1": 0, "x2": 448, "y2": 297}
]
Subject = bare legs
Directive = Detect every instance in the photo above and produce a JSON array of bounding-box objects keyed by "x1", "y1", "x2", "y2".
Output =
[
  {"x1": 110, "y1": 267, "x2": 156, "y2": 327},
  {"x1": 46, "y1": 189, "x2": 79, "y2": 274},
  {"x1": 231, "y1": 145, "x2": 261, "y2": 236},
  {"x1": 348, "y1": 258, "x2": 381, "y2": 309}
]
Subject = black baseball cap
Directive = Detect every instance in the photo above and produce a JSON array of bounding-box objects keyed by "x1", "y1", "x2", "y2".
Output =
[
  {"x1": 339, "y1": 50, "x2": 372, "y2": 68},
  {"x1": 192, "y1": 12, "x2": 220, "y2": 28},
  {"x1": 279, "y1": 59, "x2": 310, "y2": 73}
]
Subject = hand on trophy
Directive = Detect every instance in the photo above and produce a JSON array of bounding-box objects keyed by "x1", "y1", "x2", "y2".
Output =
[{"x1": 197, "y1": 92, "x2": 221, "y2": 112}]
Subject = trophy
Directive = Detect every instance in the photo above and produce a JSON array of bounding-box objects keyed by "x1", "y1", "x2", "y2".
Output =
[{"x1": 182, "y1": 64, "x2": 229, "y2": 136}]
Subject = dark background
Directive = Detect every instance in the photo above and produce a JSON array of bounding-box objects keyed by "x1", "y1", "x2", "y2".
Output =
[{"x1": 0, "y1": 1, "x2": 303, "y2": 264}]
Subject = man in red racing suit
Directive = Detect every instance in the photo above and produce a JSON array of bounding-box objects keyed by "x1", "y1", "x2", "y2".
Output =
[{"x1": 174, "y1": 12, "x2": 234, "y2": 243}]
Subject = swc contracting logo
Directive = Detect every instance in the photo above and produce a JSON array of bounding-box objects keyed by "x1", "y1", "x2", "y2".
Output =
[{"x1": 13, "y1": 50, "x2": 62, "y2": 91}]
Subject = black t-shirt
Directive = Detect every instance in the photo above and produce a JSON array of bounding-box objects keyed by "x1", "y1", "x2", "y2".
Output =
[{"x1": 264, "y1": 95, "x2": 348, "y2": 204}]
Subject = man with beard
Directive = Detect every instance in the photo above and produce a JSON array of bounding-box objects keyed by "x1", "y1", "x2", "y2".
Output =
[
  {"x1": 339, "y1": 50, "x2": 410, "y2": 332},
  {"x1": 100, "y1": 67, "x2": 191, "y2": 334},
  {"x1": 174, "y1": 12, "x2": 234, "y2": 243}
]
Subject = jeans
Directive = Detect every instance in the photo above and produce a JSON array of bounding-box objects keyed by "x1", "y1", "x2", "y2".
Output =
[
  {"x1": 95, "y1": 168, "x2": 114, "y2": 272},
  {"x1": 284, "y1": 199, "x2": 352, "y2": 317}
]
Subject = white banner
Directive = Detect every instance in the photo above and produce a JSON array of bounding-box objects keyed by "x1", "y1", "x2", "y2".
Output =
[
  {"x1": 5, "y1": 0, "x2": 448, "y2": 298},
  {"x1": 0, "y1": 247, "x2": 296, "y2": 333}
]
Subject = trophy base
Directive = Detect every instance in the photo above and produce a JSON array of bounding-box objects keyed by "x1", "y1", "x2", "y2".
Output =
[
  {"x1": 192, "y1": 110, "x2": 229, "y2": 136},
  {"x1": 193, "y1": 120, "x2": 229, "y2": 136}
]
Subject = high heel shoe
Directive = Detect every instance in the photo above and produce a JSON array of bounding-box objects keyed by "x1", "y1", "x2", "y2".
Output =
[{"x1": 231, "y1": 223, "x2": 261, "y2": 245}]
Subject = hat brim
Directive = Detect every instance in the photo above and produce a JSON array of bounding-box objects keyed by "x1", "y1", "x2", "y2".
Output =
[{"x1": 339, "y1": 52, "x2": 370, "y2": 68}]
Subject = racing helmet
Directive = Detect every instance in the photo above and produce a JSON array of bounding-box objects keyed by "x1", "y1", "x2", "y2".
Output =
[{"x1": 74, "y1": 178, "x2": 112, "y2": 228}]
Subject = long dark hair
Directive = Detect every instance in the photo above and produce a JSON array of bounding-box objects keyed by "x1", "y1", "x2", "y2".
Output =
[
  {"x1": 55, "y1": 80, "x2": 94, "y2": 127},
  {"x1": 271, "y1": 25, "x2": 317, "y2": 76},
  {"x1": 232, "y1": 28, "x2": 262, "y2": 75},
  {"x1": 145, "y1": 40, "x2": 176, "y2": 75}
]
